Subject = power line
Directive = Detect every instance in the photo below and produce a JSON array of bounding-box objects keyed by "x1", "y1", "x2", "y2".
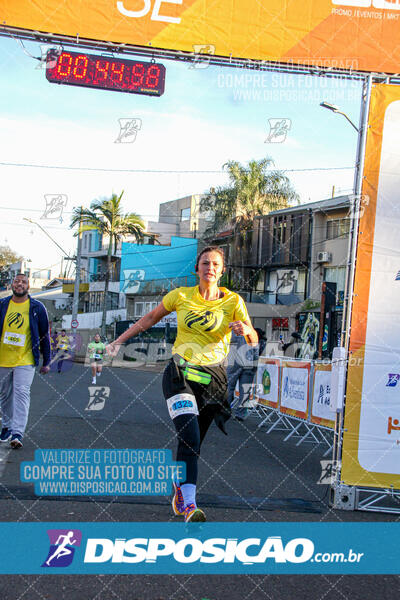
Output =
[{"x1": 0, "y1": 160, "x2": 354, "y2": 174}]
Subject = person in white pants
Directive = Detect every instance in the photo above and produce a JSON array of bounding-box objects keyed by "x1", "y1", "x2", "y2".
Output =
[{"x1": 0, "y1": 274, "x2": 50, "y2": 448}]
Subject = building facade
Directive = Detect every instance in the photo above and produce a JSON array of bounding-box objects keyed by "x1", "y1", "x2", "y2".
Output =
[
  {"x1": 120, "y1": 236, "x2": 198, "y2": 319},
  {"x1": 212, "y1": 195, "x2": 351, "y2": 351},
  {"x1": 146, "y1": 194, "x2": 210, "y2": 244}
]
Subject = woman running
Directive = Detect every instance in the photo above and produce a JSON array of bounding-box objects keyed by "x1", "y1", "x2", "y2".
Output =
[
  {"x1": 106, "y1": 246, "x2": 258, "y2": 522},
  {"x1": 88, "y1": 333, "x2": 106, "y2": 384}
]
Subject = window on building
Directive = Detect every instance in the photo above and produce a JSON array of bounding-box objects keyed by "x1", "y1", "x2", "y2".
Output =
[
  {"x1": 326, "y1": 218, "x2": 350, "y2": 240},
  {"x1": 289, "y1": 214, "x2": 303, "y2": 260},
  {"x1": 135, "y1": 302, "x2": 144, "y2": 317},
  {"x1": 180, "y1": 207, "x2": 190, "y2": 221},
  {"x1": 265, "y1": 271, "x2": 278, "y2": 292},
  {"x1": 255, "y1": 271, "x2": 265, "y2": 292},
  {"x1": 107, "y1": 292, "x2": 119, "y2": 310},
  {"x1": 145, "y1": 301, "x2": 157, "y2": 313},
  {"x1": 324, "y1": 266, "x2": 347, "y2": 293},
  {"x1": 218, "y1": 244, "x2": 229, "y2": 263},
  {"x1": 135, "y1": 301, "x2": 157, "y2": 317},
  {"x1": 272, "y1": 216, "x2": 287, "y2": 262},
  {"x1": 295, "y1": 270, "x2": 306, "y2": 295}
]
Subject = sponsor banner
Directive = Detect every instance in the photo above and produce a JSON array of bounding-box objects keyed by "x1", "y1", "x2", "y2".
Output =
[
  {"x1": 342, "y1": 85, "x2": 400, "y2": 488},
  {"x1": 2, "y1": 0, "x2": 400, "y2": 73},
  {"x1": 256, "y1": 358, "x2": 280, "y2": 408},
  {"x1": 310, "y1": 363, "x2": 335, "y2": 429},
  {"x1": 280, "y1": 361, "x2": 311, "y2": 420},
  {"x1": 1, "y1": 522, "x2": 400, "y2": 574},
  {"x1": 20, "y1": 449, "x2": 185, "y2": 496}
]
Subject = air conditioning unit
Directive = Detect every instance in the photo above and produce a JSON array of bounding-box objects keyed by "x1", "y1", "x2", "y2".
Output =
[{"x1": 316, "y1": 251, "x2": 332, "y2": 263}]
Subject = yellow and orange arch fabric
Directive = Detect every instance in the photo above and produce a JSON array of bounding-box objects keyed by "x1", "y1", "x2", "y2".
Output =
[{"x1": 2, "y1": 0, "x2": 400, "y2": 73}]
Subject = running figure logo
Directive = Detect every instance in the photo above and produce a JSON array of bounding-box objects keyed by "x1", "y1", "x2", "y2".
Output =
[
  {"x1": 41, "y1": 194, "x2": 68, "y2": 223},
  {"x1": 115, "y1": 118, "x2": 142, "y2": 143},
  {"x1": 122, "y1": 269, "x2": 145, "y2": 293},
  {"x1": 86, "y1": 386, "x2": 110, "y2": 411},
  {"x1": 265, "y1": 118, "x2": 291, "y2": 143},
  {"x1": 190, "y1": 44, "x2": 216, "y2": 69},
  {"x1": 317, "y1": 460, "x2": 340, "y2": 485},
  {"x1": 275, "y1": 269, "x2": 298, "y2": 294},
  {"x1": 42, "y1": 529, "x2": 82, "y2": 567}
]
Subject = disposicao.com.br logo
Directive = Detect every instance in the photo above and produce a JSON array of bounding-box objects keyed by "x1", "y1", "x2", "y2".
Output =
[
  {"x1": 82, "y1": 536, "x2": 363, "y2": 565},
  {"x1": 42, "y1": 529, "x2": 82, "y2": 567},
  {"x1": 84, "y1": 535, "x2": 314, "y2": 564}
]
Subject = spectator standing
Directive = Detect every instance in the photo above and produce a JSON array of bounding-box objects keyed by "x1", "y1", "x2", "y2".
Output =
[{"x1": 0, "y1": 273, "x2": 50, "y2": 448}]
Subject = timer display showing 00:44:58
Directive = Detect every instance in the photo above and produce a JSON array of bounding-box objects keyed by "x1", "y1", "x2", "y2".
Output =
[{"x1": 46, "y1": 50, "x2": 166, "y2": 96}]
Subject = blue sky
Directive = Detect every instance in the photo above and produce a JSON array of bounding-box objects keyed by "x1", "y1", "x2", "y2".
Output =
[{"x1": 0, "y1": 35, "x2": 362, "y2": 272}]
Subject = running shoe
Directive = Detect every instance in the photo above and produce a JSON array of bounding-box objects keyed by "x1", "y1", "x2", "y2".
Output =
[
  {"x1": 184, "y1": 503, "x2": 206, "y2": 522},
  {"x1": 0, "y1": 427, "x2": 11, "y2": 443},
  {"x1": 172, "y1": 481, "x2": 185, "y2": 516},
  {"x1": 10, "y1": 434, "x2": 23, "y2": 449}
]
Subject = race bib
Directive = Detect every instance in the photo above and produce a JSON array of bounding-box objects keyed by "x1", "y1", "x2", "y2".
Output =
[
  {"x1": 3, "y1": 331, "x2": 26, "y2": 347},
  {"x1": 166, "y1": 393, "x2": 199, "y2": 420},
  {"x1": 93, "y1": 353, "x2": 101, "y2": 359}
]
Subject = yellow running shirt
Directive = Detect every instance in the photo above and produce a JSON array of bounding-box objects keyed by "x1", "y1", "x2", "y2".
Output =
[
  {"x1": 57, "y1": 335, "x2": 70, "y2": 351},
  {"x1": 0, "y1": 299, "x2": 34, "y2": 367},
  {"x1": 162, "y1": 286, "x2": 249, "y2": 365}
]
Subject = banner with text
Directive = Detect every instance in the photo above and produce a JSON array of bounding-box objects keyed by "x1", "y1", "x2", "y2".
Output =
[
  {"x1": 342, "y1": 84, "x2": 400, "y2": 489},
  {"x1": 310, "y1": 363, "x2": 335, "y2": 429},
  {"x1": 2, "y1": 0, "x2": 400, "y2": 73},
  {"x1": 1, "y1": 522, "x2": 400, "y2": 574},
  {"x1": 256, "y1": 358, "x2": 280, "y2": 409},
  {"x1": 279, "y1": 361, "x2": 311, "y2": 420}
]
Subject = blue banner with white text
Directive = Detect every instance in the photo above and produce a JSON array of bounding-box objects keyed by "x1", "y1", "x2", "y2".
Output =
[{"x1": 0, "y1": 523, "x2": 398, "y2": 574}]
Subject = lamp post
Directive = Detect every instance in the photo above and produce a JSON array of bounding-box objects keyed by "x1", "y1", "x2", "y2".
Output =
[
  {"x1": 23, "y1": 215, "x2": 82, "y2": 328},
  {"x1": 318, "y1": 98, "x2": 363, "y2": 350},
  {"x1": 23, "y1": 217, "x2": 70, "y2": 258},
  {"x1": 319, "y1": 101, "x2": 359, "y2": 132}
]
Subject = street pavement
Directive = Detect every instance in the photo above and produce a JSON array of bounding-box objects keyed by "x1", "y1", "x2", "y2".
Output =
[{"x1": 0, "y1": 362, "x2": 398, "y2": 599}]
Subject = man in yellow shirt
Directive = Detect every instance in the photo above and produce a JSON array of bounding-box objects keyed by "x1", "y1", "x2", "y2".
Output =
[
  {"x1": 55, "y1": 329, "x2": 71, "y2": 373},
  {"x1": 0, "y1": 273, "x2": 51, "y2": 448}
]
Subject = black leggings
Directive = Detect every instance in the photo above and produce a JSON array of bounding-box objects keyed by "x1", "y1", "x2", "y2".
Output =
[
  {"x1": 172, "y1": 406, "x2": 219, "y2": 485},
  {"x1": 162, "y1": 356, "x2": 230, "y2": 486}
]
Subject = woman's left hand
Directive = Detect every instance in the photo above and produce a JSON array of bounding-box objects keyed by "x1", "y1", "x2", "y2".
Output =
[{"x1": 229, "y1": 321, "x2": 253, "y2": 337}]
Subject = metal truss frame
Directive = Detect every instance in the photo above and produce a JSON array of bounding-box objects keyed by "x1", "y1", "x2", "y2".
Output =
[
  {"x1": 331, "y1": 483, "x2": 400, "y2": 514},
  {"x1": 2, "y1": 24, "x2": 400, "y2": 83}
]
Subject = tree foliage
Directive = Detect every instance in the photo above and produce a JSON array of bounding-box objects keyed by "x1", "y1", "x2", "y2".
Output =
[
  {"x1": 0, "y1": 245, "x2": 23, "y2": 269},
  {"x1": 201, "y1": 157, "x2": 299, "y2": 236},
  {"x1": 70, "y1": 191, "x2": 147, "y2": 335},
  {"x1": 70, "y1": 191, "x2": 146, "y2": 250}
]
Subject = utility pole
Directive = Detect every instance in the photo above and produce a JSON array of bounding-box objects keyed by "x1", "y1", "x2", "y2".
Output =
[{"x1": 71, "y1": 207, "x2": 83, "y2": 326}]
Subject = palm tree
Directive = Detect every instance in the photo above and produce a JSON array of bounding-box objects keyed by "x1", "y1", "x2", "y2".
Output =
[
  {"x1": 70, "y1": 191, "x2": 146, "y2": 337},
  {"x1": 201, "y1": 157, "x2": 298, "y2": 236},
  {"x1": 201, "y1": 157, "x2": 298, "y2": 290}
]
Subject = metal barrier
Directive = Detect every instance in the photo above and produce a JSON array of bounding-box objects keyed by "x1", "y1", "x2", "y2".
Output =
[{"x1": 253, "y1": 357, "x2": 334, "y2": 456}]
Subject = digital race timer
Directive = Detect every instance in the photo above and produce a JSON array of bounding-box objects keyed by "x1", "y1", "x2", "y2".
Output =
[{"x1": 46, "y1": 50, "x2": 166, "y2": 96}]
